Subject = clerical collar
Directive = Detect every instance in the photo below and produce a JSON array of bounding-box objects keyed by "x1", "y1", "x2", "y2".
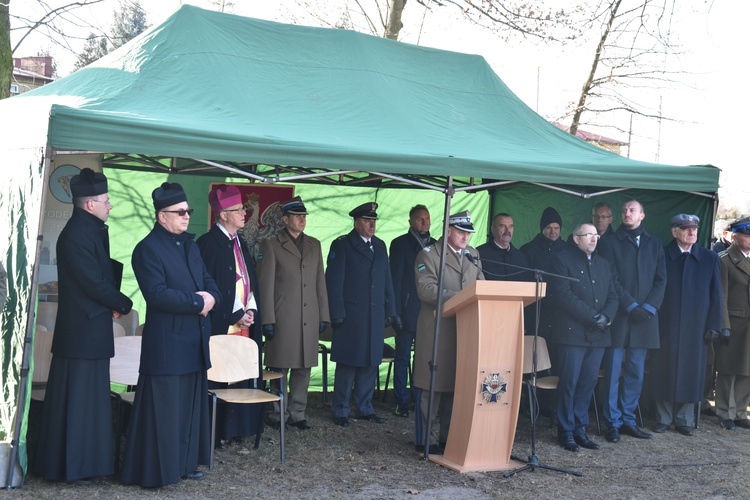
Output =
[{"x1": 216, "y1": 222, "x2": 236, "y2": 239}]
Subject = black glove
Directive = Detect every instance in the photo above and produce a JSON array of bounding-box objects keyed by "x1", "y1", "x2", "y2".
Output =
[
  {"x1": 704, "y1": 329, "x2": 720, "y2": 344},
  {"x1": 331, "y1": 318, "x2": 344, "y2": 328},
  {"x1": 592, "y1": 313, "x2": 609, "y2": 331},
  {"x1": 319, "y1": 321, "x2": 330, "y2": 334},
  {"x1": 262, "y1": 323, "x2": 275, "y2": 340},
  {"x1": 629, "y1": 306, "x2": 652, "y2": 323},
  {"x1": 390, "y1": 315, "x2": 403, "y2": 333},
  {"x1": 720, "y1": 328, "x2": 731, "y2": 346}
]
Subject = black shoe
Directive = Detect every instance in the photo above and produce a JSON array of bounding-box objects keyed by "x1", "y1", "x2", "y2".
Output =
[
  {"x1": 734, "y1": 419, "x2": 750, "y2": 429},
  {"x1": 291, "y1": 419, "x2": 312, "y2": 430},
  {"x1": 721, "y1": 419, "x2": 736, "y2": 430},
  {"x1": 558, "y1": 435, "x2": 579, "y2": 452},
  {"x1": 573, "y1": 433, "x2": 599, "y2": 450},
  {"x1": 354, "y1": 413, "x2": 385, "y2": 423},
  {"x1": 621, "y1": 425, "x2": 652, "y2": 439},
  {"x1": 415, "y1": 444, "x2": 444, "y2": 455},
  {"x1": 653, "y1": 423, "x2": 670, "y2": 433},
  {"x1": 333, "y1": 417, "x2": 350, "y2": 427},
  {"x1": 605, "y1": 427, "x2": 620, "y2": 443},
  {"x1": 675, "y1": 425, "x2": 695, "y2": 436},
  {"x1": 701, "y1": 405, "x2": 717, "y2": 417},
  {"x1": 182, "y1": 470, "x2": 204, "y2": 480},
  {"x1": 394, "y1": 404, "x2": 409, "y2": 417}
]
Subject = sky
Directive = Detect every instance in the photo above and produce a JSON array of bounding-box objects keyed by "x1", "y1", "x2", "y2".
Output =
[{"x1": 10, "y1": 0, "x2": 749, "y2": 211}]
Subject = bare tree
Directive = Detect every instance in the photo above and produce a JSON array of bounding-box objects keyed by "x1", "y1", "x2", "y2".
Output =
[
  {"x1": 1, "y1": 1, "x2": 10, "y2": 99},
  {"x1": 292, "y1": 0, "x2": 578, "y2": 41},
  {"x1": 73, "y1": 1, "x2": 149, "y2": 71},
  {"x1": 566, "y1": 0, "x2": 689, "y2": 138},
  {"x1": 2, "y1": 0, "x2": 105, "y2": 99},
  {"x1": 208, "y1": 0, "x2": 236, "y2": 14}
]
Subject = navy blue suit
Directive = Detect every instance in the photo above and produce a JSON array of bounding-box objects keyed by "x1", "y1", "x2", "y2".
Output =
[
  {"x1": 389, "y1": 229, "x2": 434, "y2": 405},
  {"x1": 326, "y1": 229, "x2": 396, "y2": 418}
]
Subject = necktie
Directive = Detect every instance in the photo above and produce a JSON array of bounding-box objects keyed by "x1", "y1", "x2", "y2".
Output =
[{"x1": 367, "y1": 240, "x2": 373, "y2": 252}]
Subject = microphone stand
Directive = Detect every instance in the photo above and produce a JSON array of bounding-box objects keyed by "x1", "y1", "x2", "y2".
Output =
[{"x1": 466, "y1": 254, "x2": 582, "y2": 478}]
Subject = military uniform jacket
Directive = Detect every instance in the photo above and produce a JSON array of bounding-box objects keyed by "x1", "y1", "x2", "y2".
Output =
[
  {"x1": 651, "y1": 240, "x2": 722, "y2": 401},
  {"x1": 258, "y1": 230, "x2": 329, "y2": 369},
  {"x1": 549, "y1": 246, "x2": 617, "y2": 348},
  {"x1": 132, "y1": 223, "x2": 221, "y2": 376},
  {"x1": 597, "y1": 225, "x2": 666, "y2": 349},
  {"x1": 413, "y1": 238, "x2": 483, "y2": 392},
  {"x1": 389, "y1": 229, "x2": 435, "y2": 332},
  {"x1": 52, "y1": 207, "x2": 133, "y2": 359},
  {"x1": 716, "y1": 244, "x2": 750, "y2": 376},
  {"x1": 325, "y1": 230, "x2": 396, "y2": 367},
  {"x1": 196, "y1": 224, "x2": 262, "y2": 337}
]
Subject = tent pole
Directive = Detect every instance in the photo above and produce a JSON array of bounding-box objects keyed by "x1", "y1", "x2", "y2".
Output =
[
  {"x1": 422, "y1": 176, "x2": 454, "y2": 461},
  {"x1": 5, "y1": 149, "x2": 53, "y2": 488}
]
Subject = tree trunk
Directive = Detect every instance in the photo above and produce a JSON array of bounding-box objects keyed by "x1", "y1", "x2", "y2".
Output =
[
  {"x1": 1, "y1": 0, "x2": 11, "y2": 100},
  {"x1": 384, "y1": 0, "x2": 407, "y2": 40},
  {"x1": 569, "y1": 0, "x2": 622, "y2": 137}
]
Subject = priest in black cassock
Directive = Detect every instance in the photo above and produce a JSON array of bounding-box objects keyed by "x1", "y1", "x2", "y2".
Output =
[
  {"x1": 32, "y1": 168, "x2": 133, "y2": 483},
  {"x1": 121, "y1": 182, "x2": 220, "y2": 488}
]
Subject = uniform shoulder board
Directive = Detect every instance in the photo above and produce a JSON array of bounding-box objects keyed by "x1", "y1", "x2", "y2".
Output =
[{"x1": 336, "y1": 235, "x2": 347, "y2": 241}]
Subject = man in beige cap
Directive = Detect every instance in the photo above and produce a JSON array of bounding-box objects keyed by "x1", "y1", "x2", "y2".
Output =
[
  {"x1": 258, "y1": 196, "x2": 329, "y2": 430},
  {"x1": 412, "y1": 210, "x2": 483, "y2": 454}
]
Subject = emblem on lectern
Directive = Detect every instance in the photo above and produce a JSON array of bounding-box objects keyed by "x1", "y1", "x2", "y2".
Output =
[{"x1": 480, "y1": 372, "x2": 507, "y2": 403}]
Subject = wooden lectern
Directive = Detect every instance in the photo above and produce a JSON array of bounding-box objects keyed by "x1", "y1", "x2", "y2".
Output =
[{"x1": 429, "y1": 280, "x2": 545, "y2": 473}]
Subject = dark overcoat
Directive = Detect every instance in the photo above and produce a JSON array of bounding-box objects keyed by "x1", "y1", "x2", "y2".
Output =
[
  {"x1": 520, "y1": 234, "x2": 566, "y2": 342},
  {"x1": 549, "y1": 246, "x2": 618, "y2": 348},
  {"x1": 477, "y1": 241, "x2": 532, "y2": 282},
  {"x1": 326, "y1": 229, "x2": 396, "y2": 367},
  {"x1": 52, "y1": 207, "x2": 133, "y2": 359},
  {"x1": 132, "y1": 223, "x2": 221, "y2": 375},
  {"x1": 413, "y1": 238, "x2": 484, "y2": 392},
  {"x1": 715, "y1": 244, "x2": 750, "y2": 376},
  {"x1": 650, "y1": 240, "x2": 722, "y2": 402},
  {"x1": 389, "y1": 229, "x2": 435, "y2": 332},
  {"x1": 257, "y1": 230, "x2": 330, "y2": 368},
  {"x1": 597, "y1": 225, "x2": 666, "y2": 348}
]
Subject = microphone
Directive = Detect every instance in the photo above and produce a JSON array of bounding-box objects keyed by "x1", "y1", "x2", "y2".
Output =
[{"x1": 463, "y1": 249, "x2": 478, "y2": 264}]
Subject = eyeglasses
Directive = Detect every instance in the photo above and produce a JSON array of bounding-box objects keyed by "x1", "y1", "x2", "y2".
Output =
[
  {"x1": 91, "y1": 199, "x2": 112, "y2": 207},
  {"x1": 575, "y1": 233, "x2": 600, "y2": 239},
  {"x1": 221, "y1": 208, "x2": 247, "y2": 214},
  {"x1": 161, "y1": 208, "x2": 194, "y2": 217}
]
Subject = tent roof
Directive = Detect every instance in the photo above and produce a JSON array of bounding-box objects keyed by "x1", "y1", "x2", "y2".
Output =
[{"x1": 11, "y1": 5, "x2": 718, "y2": 193}]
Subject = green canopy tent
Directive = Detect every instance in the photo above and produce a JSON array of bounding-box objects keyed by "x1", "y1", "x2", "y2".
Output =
[{"x1": 0, "y1": 5, "x2": 718, "y2": 484}]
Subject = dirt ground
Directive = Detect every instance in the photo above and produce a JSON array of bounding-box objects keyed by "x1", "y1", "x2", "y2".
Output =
[{"x1": 11, "y1": 391, "x2": 750, "y2": 499}]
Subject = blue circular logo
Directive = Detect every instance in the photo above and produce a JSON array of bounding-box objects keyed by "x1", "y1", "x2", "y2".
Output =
[{"x1": 49, "y1": 164, "x2": 82, "y2": 203}]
